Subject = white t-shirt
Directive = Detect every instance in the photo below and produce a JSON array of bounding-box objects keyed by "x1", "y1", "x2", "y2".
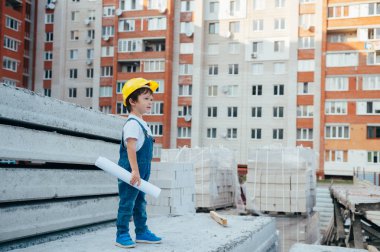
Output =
[{"x1": 123, "y1": 114, "x2": 153, "y2": 151}]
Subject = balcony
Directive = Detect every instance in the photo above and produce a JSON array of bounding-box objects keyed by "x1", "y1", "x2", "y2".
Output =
[{"x1": 117, "y1": 61, "x2": 141, "y2": 73}]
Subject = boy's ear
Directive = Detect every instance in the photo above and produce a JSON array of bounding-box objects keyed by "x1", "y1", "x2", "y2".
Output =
[{"x1": 128, "y1": 97, "x2": 136, "y2": 106}]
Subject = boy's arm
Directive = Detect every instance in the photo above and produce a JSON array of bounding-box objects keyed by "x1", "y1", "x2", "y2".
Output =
[{"x1": 126, "y1": 138, "x2": 141, "y2": 186}]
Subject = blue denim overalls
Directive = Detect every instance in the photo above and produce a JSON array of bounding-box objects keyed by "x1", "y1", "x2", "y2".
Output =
[{"x1": 116, "y1": 117, "x2": 153, "y2": 237}]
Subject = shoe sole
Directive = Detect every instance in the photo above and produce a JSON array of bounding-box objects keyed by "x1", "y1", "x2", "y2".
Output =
[
  {"x1": 115, "y1": 242, "x2": 136, "y2": 248},
  {"x1": 136, "y1": 240, "x2": 162, "y2": 244}
]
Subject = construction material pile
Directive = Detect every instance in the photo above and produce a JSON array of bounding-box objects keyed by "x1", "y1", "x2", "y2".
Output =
[
  {"x1": 246, "y1": 147, "x2": 317, "y2": 214},
  {"x1": 161, "y1": 146, "x2": 238, "y2": 210},
  {"x1": 146, "y1": 162, "x2": 195, "y2": 215}
]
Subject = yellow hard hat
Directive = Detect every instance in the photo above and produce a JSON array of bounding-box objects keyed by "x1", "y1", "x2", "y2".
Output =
[{"x1": 122, "y1": 78, "x2": 159, "y2": 106}]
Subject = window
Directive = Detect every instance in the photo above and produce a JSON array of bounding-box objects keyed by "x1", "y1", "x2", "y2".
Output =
[
  {"x1": 120, "y1": 0, "x2": 143, "y2": 11},
  {"x1": 367, "y1": 151, "x2": 380, "y2": 164},
  {"x1": 179, "y1": 64, "x2": 192, "y2": 75},
  {"x1": 147, "y1": 0, "x2": 167, "y2": 9},
  {"x1": 155, "y1": 80, "x2": 165, "y2": 93},
  {"x1": 69, "y1": 88, "x2": 77, "y2": 98},
  {"x1": 274, "y1": 41, "x2": 285, "y2": 53},
  {"x1": 273, "y1": 129, "x2": 284, "y2": 140},
  {"x1": 208, "y1": 86, "x2": 218, "y2": 97},
  {"x1": 153, "y1": 144, "x2": 162, "y2": 158},
  {"x1": 229, "y1": 0, "x2": 239, "y2": 15},
  {"x1": 253, "y1": 19, "x2": 263, "y2": 32},
  {"x1": 274, "y1": 84, "x2": 284, "y2": 95},
  {"x1": 298, "y1": 60, "x2": 315, "y2": 72},
  {"x1": 149, "y1": 102, "x2": 164, "y2": 115},
  {"x1": 327, "y1": 6, "x2": 349, "y2": 18},
  {"x1": 297, "y1": 128, "x2": 313, "y2": 141},
  {"x1": 367, "y1": 126, "x2": 380, "y2": 139},
  {"x1": 180, "y1": 22, "x2": 194, "y2": 34},
  {"x1": 253, "y1": 0, "x2": 265, "y2": 10},
  {"x1": 227, "y1": 128, "x2": 238, "y2": 139},
  {"x1": 44, "y1": 89, "x2": 51, "y2": 97},
  {"x1": 69, "y1": 49, "x2": 78, "y2": 60},
  {"x1": 101, "y1": 66, "x2": 113, "y2": 77},
  {"x1": 224, "y1": 85, "x2": 238, "y2": 96},
  {"x1": 86, "y1": 68, "x2": 94, "y2": 78},
  {"x1": 44, "y1": 69, "x2": 52, "y2": 79},
  {"x1": 252, "y1": 85, "x2": 262, "y2": 95},
  {"x1": 273, "y1": 106, "x2": 284, "y2": 118},
  {"x1": 179, "y1": 84, "x2": 192, "y2": 96},
  {"x1": 297, "y1": 105, "x2": 313, "y2": 117},
  {"x1": 252, "y1": 63, "x2": 264, "y2": 75},
  {"x1": 101, "y1": 46, "x2": 114, "y2": 57},
  {"x1": 228, "y1": 64, "x2": 239, "y2": 75},
  {"x1": 229, "y1": 21, "x2": 240, "y2": 33},
  {"x1": 207, "y1": 128, "x2": 217, "y2": 139},
  {"x1": 116, "y1": 81, "x2": 125, "y2": 93},
  {"x1": 46, "y1": 32, "x2": 54, "y2": 42},
  {"x1": 100, "y1": 106, "x2": 112, "y2": 114},
  {"x1": 208, "y1": 65, "x2": 218, "y2": 75},
  {"x1": 180, "y1": 43, "x2": 194, "y2": 54},
  {"x1": 44, "y1": 51, "x2": 53, "y2": 60},
  {"x1": 2, "y1": 57, "x2": 18, "y2": 72},
  {"x1": 368, "y1": 3, "x2": 380, "y2": 15},
  {"x1": 325, "y1": 101, "x2": 347, "y2": 115},
  {"x1": 69, "y1": 69, "x2": 78, "y2": 79},
  {"x1": 297, "y1": 82, "x2": 313, "y2": 95},
  {"x1": 103, "y1": 6, "x2": 115, "y2": 17},
  {"x1": 118, "y1": 39, "x2": 139, "y2": 52},
  {"x1": 144, "y1": 60, "x2": 165, "y2": 72},
  {"x1": 326, "y1": 53, "x2": 358, "y2": 67},
  {"x1": 207, "y1": 107, "x2": 217, "y2": 117},
  {"x1": 86, "y1": 88, "x2": 93, "y2": 98},
  {"x1": 71, "y1": 11, "x2": 79, "y2": 21},
  {"x1": 252, "y1": 41, "x2": 263, "y2": 54},
  {"x1": 207, "y1": 43, "x2": 219, "y2": 55},
  {"x1": 70, "y1": 30, "x2": 79, "y2": 41},
  {"x1": 357, "y1": 101, "x2": 380, "y2": 115},
  {"x1": 274, "y1": 62, "x2": 286, "y2": 74},
  {"x1": 251, "y1": 129, "x2": 262, "y2": 139},
  {"x1": 325, "y1": 150, "x2": 348, "y2": 162},
  {"x1": 209, "y1": 22, "x2": 219, "y2": 34},
  {"x1": 325, "y1": 125, "x2": 350, "y2": 139},
  {"x1": 3, "y1": 36, "x2": 20, "y2": 52},
  {"x1": 178, "y1": 105, "x2": 192, "y2": 117},
  {"x1": 326, "y1": 77, "x2": 349, "y2": 91},
  {"x1": 251, "y1": 107, "x2": 262, "y2": 117},
  {"x1": 363, "y1": 75, "x2": 380, "y2": 90},
  {"x1": 228, "y1": 42, "x2": 240, "y2": 54},
  {"x1": 299, "y1": 37, "x2": 315, "y2": 49},
  {"x1": 2, "y1": 78, "x2": 17, "y2": 86},
  {"x1": 100, "y1": 86, "x2": 112, "y2": 97},
  {"x1": 299, "y1": 14, "x2": 315, "y2": 28},
  {"x1": 328, "y1": 34, "x2": 347, "y2": 43},
  {"x1": 102, "y1": 26, "x2": 114, "y2": 37},
  {"x1": 300, "y1": 0, "x2": 315, "y2": 3},
  {"x1": 148, "y1": 17, "x2": 167, "y2": 30},
  {"x1": 116, "y1": 102, "x2": 128, "y2": 114},
  {"x1": 119, "y1": 19, "x2": 135, "y2": 32},
  {"x1": 87, "y1": 30, "x2": 95, "y2": 39},
  {"x1": 209, "y1": 1, "x2": 219, "y2": 13},
  {"x1": 275, "y1": 0, "x2": 285, "y2": 8},
  {"x1": 274, "y1": 18, "x2": 286, "y2": 30},
  {"x1": 178, "y1": 127, "x2": 191, "y2": 138},
  {"x1": 227, "y1": 107, "x2": 238, "y2": 118},
  {"x1": 367, "y1": 51, "x2": 380, "y2": 65},
  {"x1": 181, "y1": 0, "x2": 194, "y2": 12},
  {"x1": 45, "y1": 14, "x2": 54, "y2": 24},
  {"x1": 5, "y1": 16, "x2": 20, "y2": 31}
]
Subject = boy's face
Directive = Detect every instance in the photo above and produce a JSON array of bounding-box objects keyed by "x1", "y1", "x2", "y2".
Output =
[{"x1": 133, "y1": 91, "x2": 153, "y2": 115}]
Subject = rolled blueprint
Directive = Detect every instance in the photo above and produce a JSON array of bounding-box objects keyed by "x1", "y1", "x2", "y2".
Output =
[{"x1": 95, "y1": 156, "x2": 161, "y2": 198}]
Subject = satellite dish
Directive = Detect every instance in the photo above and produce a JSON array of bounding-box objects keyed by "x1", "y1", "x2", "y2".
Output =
[
  {"x1": 103, "y1": 36, "x2": 110, "y2": 41},
  {"x1": 86, "y1": 59, "x2": 93, "y2": 65},
  {"x1": 84, "y1": 18, "x2": 91, "y2": 25},
  {"x1": 159, "y1": 6, "x2": 167, "y2": 13},
  {"x1": 225, "y1": 31, "x2": 232, "y2": 38},
  {"x1": 48, "y1": 3, "x2": 55, "y2": 9},
  {"x1": 185, "y1": 30, "x2": 193, "y2": 37},
  {"x1": 116, "y1": 9, "x2": 123, "y2": 16},
  {"x1": 184, "y1": 114, "x2": 192, "y2": 122}
]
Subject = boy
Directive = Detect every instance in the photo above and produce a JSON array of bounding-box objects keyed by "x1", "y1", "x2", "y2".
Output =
[{"x1": 115, "y1": 78, "x2": 162, "y2": 248}]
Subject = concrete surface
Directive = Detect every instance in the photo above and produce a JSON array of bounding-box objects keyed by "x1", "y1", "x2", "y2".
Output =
[
  {"x1": 289, "y1": 243, "x2": 368, "y2": 252},
  {"x1": 10, "y1": 214, "x2": 278, "y2": 252}
]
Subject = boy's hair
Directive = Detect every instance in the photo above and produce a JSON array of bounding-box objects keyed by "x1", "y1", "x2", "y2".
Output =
[{"x1": 125, "y1": 87, "x2": 153, "y2": 113}]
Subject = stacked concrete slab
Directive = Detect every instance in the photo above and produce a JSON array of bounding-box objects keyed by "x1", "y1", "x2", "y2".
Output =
[
  {"x1": 146, "y1": 162, "x2": 195, "y2": 215},
  {"x1": 246, "y1": 147, "x2": 317, "y2": 214},
  {"x1": 161, "y1": 147, "x2": 238, "y2": 210}
]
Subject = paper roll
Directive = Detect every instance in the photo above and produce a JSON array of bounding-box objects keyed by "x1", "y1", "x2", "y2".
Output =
[{"x1": 95, "y1": 156, "x2": 161, "y2": 198}]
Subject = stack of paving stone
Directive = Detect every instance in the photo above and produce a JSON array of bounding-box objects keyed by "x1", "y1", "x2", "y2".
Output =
[
  {"x1": 146, "y1": 162, "x2": 195, "y2": 215},
  {"x1": 246, "y1": 147, "x2": 317, "y2": 214},
  {"x1": 161, "y1": 147, "x2": 238, "y2": 210}
]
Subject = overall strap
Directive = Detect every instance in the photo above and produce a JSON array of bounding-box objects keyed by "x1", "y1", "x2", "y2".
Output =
[{"x1": 121, "y1": 117, "x2": 149, "y2": 148}]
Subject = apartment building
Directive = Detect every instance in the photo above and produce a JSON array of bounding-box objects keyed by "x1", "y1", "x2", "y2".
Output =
[
  {"x1": 0, "y1": 0, "x2": 36, "y2": 89},
  {"x1": 320, "y1": 0, "x2": 380, "y2": 177}
]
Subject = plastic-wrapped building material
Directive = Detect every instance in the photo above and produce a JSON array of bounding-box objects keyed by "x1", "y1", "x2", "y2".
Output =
[
  {"x1": 161, "y1": 146, "x2": 239, "y2": 210},
  {"x1": 246, "y1": 147, "x2": 317, "y2": 214}
]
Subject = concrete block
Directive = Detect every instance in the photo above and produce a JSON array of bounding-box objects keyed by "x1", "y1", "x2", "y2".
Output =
[{"x1": 290, "y1": 244, "x2": 367, "y2": 252}]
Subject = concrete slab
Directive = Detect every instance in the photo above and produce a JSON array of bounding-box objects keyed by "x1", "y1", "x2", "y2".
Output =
[
  {"x1": 11, "y1": 214, "x2": 278, "y2": 252},
  {"x1": 289, "y1": 243, "x2": 367, "y2": 252}
]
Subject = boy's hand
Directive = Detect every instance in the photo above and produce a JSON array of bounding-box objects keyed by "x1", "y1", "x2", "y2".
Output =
[{"x1": 130, "y1": 170, "x2": 141, "y2": 186}]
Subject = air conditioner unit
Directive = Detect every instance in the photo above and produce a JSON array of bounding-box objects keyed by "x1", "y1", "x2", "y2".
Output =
[
  {"x1": 225, "y1": 31, "x2": 232, "y2": 38},
  {"x1": 86, "y1": 37, "x2": 93, "y2": 44},
  {"x1": 103, "y1": 36, "x2": 110, "y2": 41},
  {"x1": 185, "y1": 30, "x2": 193, "y2": 37},
  {"x1": 84, "y1": 18, "x2": 91, "y2": 26},
  {"x1": 251, "y1": 53, "x2": 258, "y2": 59},
  {"x1": 86, "y1": 59, "x2": 93, "y2": 65},
  {"x1": 184, "y1": 114, "x2": 192, "y2": 122},
  {"x1": 115, "y1": 8, "x2": 123, "y2": 16}
]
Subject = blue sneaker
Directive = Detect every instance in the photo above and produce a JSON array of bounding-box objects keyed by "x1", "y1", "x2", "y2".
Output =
[
  {"x1": 115, "y1": 233, "x2": 136, "y2": 248},
  {"x1": 136, "y1": 230, "x2": 162, "y2": 244}
]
